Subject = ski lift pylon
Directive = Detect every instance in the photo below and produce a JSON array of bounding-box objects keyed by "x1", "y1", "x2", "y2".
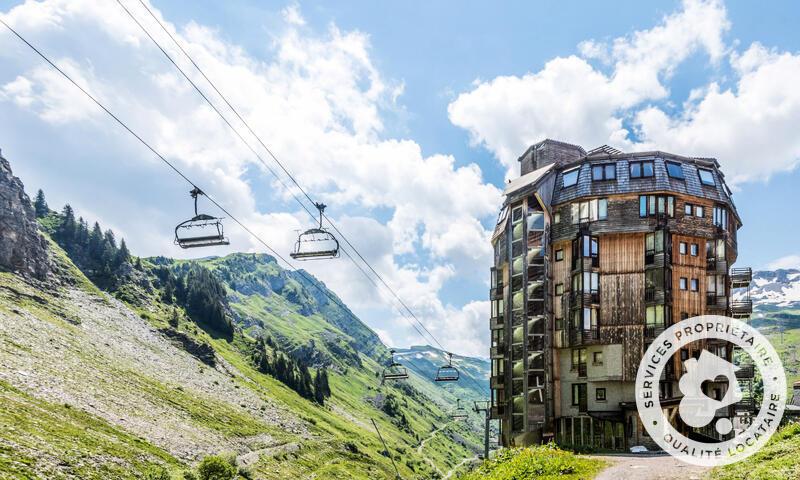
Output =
[
  {"x1": 434, "y1": 352, "x2": 460, "y2": 382},
  {"x1": 174, "y1": 187, "x2": 230, "y2": 249},
  {"x1": 290, "y1": 202, "x2": 340, "y2": 260},
  {"x1": 382, "y1": 349, "x2": 409, "y2": 383}
]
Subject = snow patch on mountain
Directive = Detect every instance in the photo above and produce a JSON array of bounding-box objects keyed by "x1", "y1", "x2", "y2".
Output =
[{"x1": 742, "y1": 269, "x2": 800, "y2": 309}]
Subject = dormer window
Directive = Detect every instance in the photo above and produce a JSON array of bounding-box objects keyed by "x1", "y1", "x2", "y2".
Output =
[
  {"x1": 562, "y1": 167, "x2": 580, "y2": 188},
  {"x1": 630, "y1": 161, "x2": 654, "y2": 178},
  {"x1": 666, "y1": 161, "x2": 684, "y2": 179},
  {"x1": 591, "y1": 163, "x2": 616, "y2": 181},
  {"x1": 698, "y1": 168, "x2": 715, "y2": 186}
]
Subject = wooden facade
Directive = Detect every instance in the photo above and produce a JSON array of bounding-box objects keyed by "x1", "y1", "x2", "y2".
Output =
[{"x1": 490, "y1": 140, "x2": 749, "y2": 450}]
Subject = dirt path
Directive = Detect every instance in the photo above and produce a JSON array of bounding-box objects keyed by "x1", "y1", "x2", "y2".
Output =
[
  {"x1": 591, "y1": 454, "x2": 710, "y2": 480},
  {"x1": 416, "y1": 422, "x2": 451, "y2": 454},
  {"x1": 443, "y1": 455, "x2": 479, "y2": 479}
]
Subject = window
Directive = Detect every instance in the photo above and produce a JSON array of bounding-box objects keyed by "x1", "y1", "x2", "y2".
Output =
[
  {"x1": 680, "y1": 277, "x2": 688, "y2": 290},
  {"x1": 690, "y1": 244, "x2": 698, "y2": 256},
  {"x1": 681, "y1": 349, "x2": 689, "y2": 361},
  {"x1": 596, "y1": 387, "x2": 607, "y2": 401},
  {"x1": 571, "y1": 198, "x2": 608, "y2": 224},
  {"x1": 645, "y1": 231, "x2": 665, "y2": 256},
  {"x1": 691, "y1": 278, "x2": 699, "y2": 291},
  {"x1": 555, "y1": 249, "x2": 564, "y2": 261},
  {"x1": 679, "y1": 242, "x2": 687, "y2": 255},
  {"x1": 630, "y1": 161, "x2": 654, "y2": 178},
  {"x1": 593, "y1": 351, "x2": 603, "y2": 365},
  {"x1": 572, "y1": 235, "x2": 599, "y2": 269},
  {"x1": 646, "y1": 305, "x2": 665, "y2": 327},
  {"x1": 695, "y1": 206, "x2": 704, "y2": 218},
  {"x1": 698, "y1": 168, "x2": 715, "y2": 186},
  {"x1": 592, "y1": 163, "x2": 616, "y2": 181},
  {"x1": 555, "y1": 283, "x2": 564, "y2": 295},
  {"x1": 554, "y1": 212, "x2": 561, "y2": 224},
  {"x1": 685, "y1": 204, "x2": 693, "y2": 216},
  {"x1": 562, "y1": 167, "x2": 580, "y2": 188},
  {"x1": 666, "y1": 161, "x2": 684, "y2": 179},
  {"x1": 572, "y1": 383, "x2": 586, "y2": 405},
  {"x1": 571, "y1": 348, "x2": 586, "y2": 370},
  {"x1": 639, "y1": 195, "x2": 675, "y2": 217},
  {"x1": 713, "y1": 206, "x2": 728, "y2": 230}
]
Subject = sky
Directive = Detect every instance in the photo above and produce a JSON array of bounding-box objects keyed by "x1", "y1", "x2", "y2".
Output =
[{"x1": 1, "y1": 0, "x2": 799, "y2": 358}]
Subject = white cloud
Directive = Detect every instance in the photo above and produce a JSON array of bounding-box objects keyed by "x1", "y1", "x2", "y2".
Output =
[
  {"x1": 448, "y1": 0, "x2": 730, "y2": 176},
  {"x1": 767, "y1": 254, "x2": 800, "y2": 271},
  {"x1": 634, "y1": 43, "x2": 800, "y2": 184},
  {"x1": 0, "y1": 0, "x2": 499, "y2": 356}
]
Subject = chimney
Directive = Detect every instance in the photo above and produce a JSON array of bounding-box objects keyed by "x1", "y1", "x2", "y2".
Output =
[{"x1": 518, "y1": 140, "x2": 586, "y2": 176}]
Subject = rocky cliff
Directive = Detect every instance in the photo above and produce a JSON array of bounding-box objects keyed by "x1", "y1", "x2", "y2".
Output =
[{"x1": 0, "y1": 150, "x2": 51, "y2": 281}]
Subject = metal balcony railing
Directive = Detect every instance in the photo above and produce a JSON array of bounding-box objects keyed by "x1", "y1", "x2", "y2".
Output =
[
  {"x1": 490, "y1": 346, "x2": 506, "y2": 359},
  {"x1": 706, "y1": 294, "x2": 728, "y2": 310},
  {"x1": 490, "y1": 376, "x2": 505, "y2": 389},
  {"x1": 490, "y1": 317, "x2": 505, "y2": 330},
  {"x1": 730, "y1": 300, "x2": 753, "y2": 318},
  {"x1": 644, "y1": 324, "x2": 666, "y2": 339},
  {"x1": 730, "y1": 268, "x2": 753, "y2": 289},
  {"x1": 566, "y1": 327, "x2": 600, "y2": 347}
]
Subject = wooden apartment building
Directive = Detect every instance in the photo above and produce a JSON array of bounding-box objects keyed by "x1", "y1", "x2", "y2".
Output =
[{"x1": 489, "y1": 139, "x2": 753, "y2": 449}]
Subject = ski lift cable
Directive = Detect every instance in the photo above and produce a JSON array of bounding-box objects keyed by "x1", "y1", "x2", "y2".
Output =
[
  {"x1": 0, "y1": 17, "x2": 471, "y2": 398},
  {"x1": 117, "y1": 0, "x2": 447, "y2": 351},
  {"x1": 125, "y1": 0, "x2": 478, "y2": 377}
]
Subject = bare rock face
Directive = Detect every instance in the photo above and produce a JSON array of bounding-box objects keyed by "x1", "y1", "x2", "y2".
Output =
[{"x1": 0, "y1": 150, "x2": 51, "y2": 280}]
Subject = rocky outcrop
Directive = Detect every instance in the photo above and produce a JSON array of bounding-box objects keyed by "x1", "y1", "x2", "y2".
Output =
[
  {"x1": 158, "y1": 327, "x2": 216, "y2": 367},
  {"x1": 0, "y1": 150, "x2": 51, "y2": 281}
]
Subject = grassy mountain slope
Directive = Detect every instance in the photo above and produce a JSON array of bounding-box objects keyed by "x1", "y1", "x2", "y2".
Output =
[
  {"x1": 394, "y1": 345, "x2": 490, "y2": 402},
  {"x1": 0, "y1": 232, "x2": 485, "y2": 479}
]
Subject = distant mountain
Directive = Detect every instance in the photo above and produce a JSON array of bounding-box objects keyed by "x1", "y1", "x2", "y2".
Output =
[
  {"x1": 394, "y1": 346, "x2": 490, "y2": 401},
  {"x1": 747, "y1": 269, "x2": 800, "y2": 310}
]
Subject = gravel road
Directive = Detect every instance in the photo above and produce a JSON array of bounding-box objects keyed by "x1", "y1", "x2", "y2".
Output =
[{"x1": 592, "y1": 454, "x2": 711, "y2": 480}]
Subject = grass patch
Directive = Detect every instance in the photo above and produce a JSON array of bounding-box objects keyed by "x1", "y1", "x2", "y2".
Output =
[
  {"x1": 709, "y1": 423, "x2": 800, "y2": 480},
  {"x1": 0, "y1": 380, "x2": 182, "y2": 479},
  {"x1": 458, "y1": 444, "x2": 605, "y2": 480}
]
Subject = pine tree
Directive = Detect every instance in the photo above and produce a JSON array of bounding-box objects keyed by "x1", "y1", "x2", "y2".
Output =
[
  {"x1": 33, "y1": 189, "x2": 49, "y2": 218},
  {"x1": 57, "y1": 205, "x2": 77, "y2": 247},
  {"x1": 314, "y1": 369, "x2": 325, "y2": 404},
  {"x1": 115, "y1": 239, "x2": 130, "y2": 268}
]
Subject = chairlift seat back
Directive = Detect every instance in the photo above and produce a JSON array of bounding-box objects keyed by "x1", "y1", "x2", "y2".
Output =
[
  {"x1": 290, "y1": 228, "x2": 340, "y2": 260},
  {"x1": 434, "y1": 366, "x2": 460, "y2": 382}
]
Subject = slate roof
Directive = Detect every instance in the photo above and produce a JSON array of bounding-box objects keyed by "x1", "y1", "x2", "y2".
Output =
[{"x1": 549, "y1": 150, "x2": 741, "y2": 225}]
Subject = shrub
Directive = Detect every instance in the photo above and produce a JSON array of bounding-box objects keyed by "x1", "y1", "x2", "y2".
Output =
[
  {"x1": 143, "y1": 465, "x2": 170, "y2": 480},
  {"x1": 196, "y1": 455, "x2": 237, "y2": 480},
  {"x1": 459, "y1": 443, "x2": 604, "y2": 480}
]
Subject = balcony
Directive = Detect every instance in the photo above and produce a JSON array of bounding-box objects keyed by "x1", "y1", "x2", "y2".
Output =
[
  {"x1": 707, "y1": 257, "x2": 728, "y2": 274},
  {"x1": 645, "y1": 324, "x2": 666, "y2": 339},
  {"x1": 706, "y1": 294, "x2": 728, "y2": 310},
  {"x1": 645, "y1": 251, "x2": 670, "y2": 268},
  {"x1": 490, "y1": 317, "x2": 505, "y2": 330},
  {"x1": 645, "y1": 287, "x2": 671, "y2": 304},
  {"x1": 730, "y1": 268, "x2": 752, "y2": 289},
  {"x1": 490, "y1": 403, "x2": 506, "y2": 419},
  {"x1": 570, "y1": 291, "x2": 600, "y2": 306},
  {"x1": 490, "y1": 284, "x2": 505, "y2": 300},
  {"x1": 490, "y1": 376, "x2": 505, "y2": 390},
  {"x1": 565, "y1": 327, "x2": 600, "y2": 347},
  {"x1": 735, "y1": 364, "x2": 755, "y2": 379},
  {"x1": 730, "y1": 300, "x2": 753, "y2": 318},
  {"x1": 660, "y1": 364, "x2": 676, "y2": 381},
  {"x1": 490, "y1": 346, "x2": 506, "y2": 359}
]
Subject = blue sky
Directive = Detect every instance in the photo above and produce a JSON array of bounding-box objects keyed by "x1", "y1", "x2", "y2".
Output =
[{"x1": 1, "y1": 0, "x2": 799, "y2": 357}]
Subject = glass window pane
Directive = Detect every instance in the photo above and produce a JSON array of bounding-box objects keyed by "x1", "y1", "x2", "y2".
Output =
[
  {"x1": 599, "y1": 199, "x2": 608, "y2": 219},
  {"x1": 605, "y1": 164, "x2": 616, "y2": 179},
  {"x1": 649, "y1": 196, "x2": 656, "y2": 215},
  {"x1": 592, "y1": 165, "x2": 603, "y2": 180},
  {"x1": 696, "y1": 206, "x2": 704, "y2": 218},
  {"x1": 589, "y1": 199, "x2": 598, "y2": 220},
  {"x1": 639, "y1": 196, "x2": 647, "y2": 217},
  {"x1": 643, "y1": 162, "x2": 654, "y2": 177},
  {"x1": 571, "y1": 203, "x2": 579, "y2": 224},
  {"x1": 667, "y1": 162, "x2": 684, "y2": 179},
  {"x1": 699, "y1": 169, "x2": 715, "y2": 186},
  {"x1": 563, "y1": 168, "x2": 579, "y2": 187},
  {"x1": 580, "y1": 202, "x2": 589, "y2": 221},
  {"x1": 631, "y1": 163, "x2": 641, "y2": 178},
  {"x1": 646, "y1": 233, "x2": 654, "y2": 251}
]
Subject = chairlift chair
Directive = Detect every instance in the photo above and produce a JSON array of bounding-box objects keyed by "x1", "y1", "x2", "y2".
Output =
[
  {"x1": 290, "y1": 202, "x2": 340, "y2": 260},
  {"x1": 382, "y1": 349, "x2": 409, "y2": 383},
  {"x1": 451, "y1": 399, "x2": 468, "y2": 421},
  {"x1": 434, "y1": 352, "x2": 460, "y2": 382},
  {"x1": 174, "y1": 188, "x2": 230, "y2": 249}
]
